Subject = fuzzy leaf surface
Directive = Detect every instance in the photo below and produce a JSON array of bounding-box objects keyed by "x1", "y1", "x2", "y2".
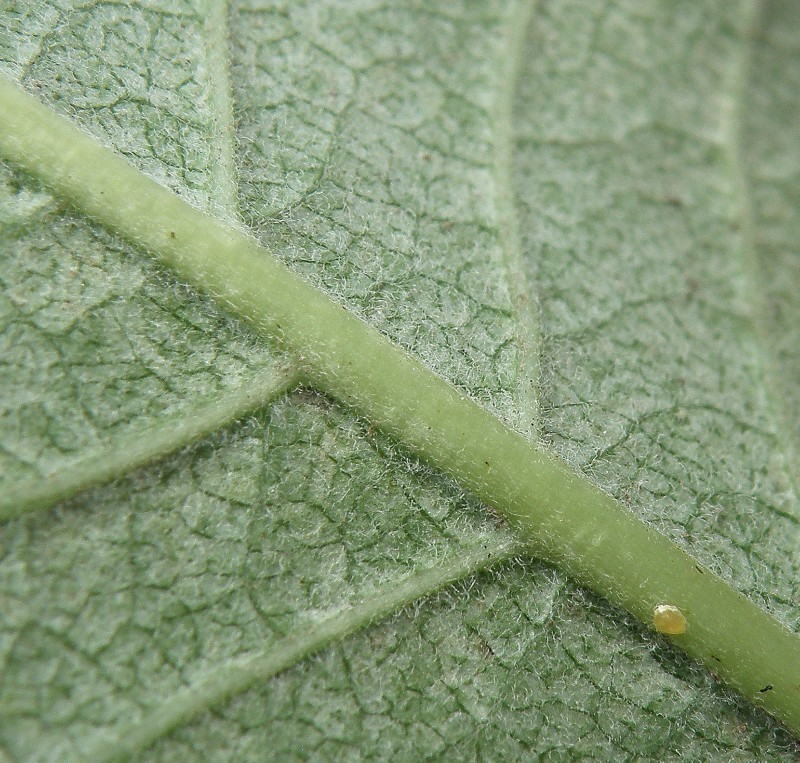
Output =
[{"x1": 1, "y1": 1, "x2": 799, "y2": 760}]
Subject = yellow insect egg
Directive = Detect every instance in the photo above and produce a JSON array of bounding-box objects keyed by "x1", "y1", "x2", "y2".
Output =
[{"x1": 653, "y1": 604, "x2": 688, "y2": 635}]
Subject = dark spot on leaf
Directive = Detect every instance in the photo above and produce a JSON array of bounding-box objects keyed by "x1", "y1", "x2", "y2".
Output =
[
  {"x1": 759, "y1": 684, "x2": 774, "y2": 693},
  {"x1": 477, "y1": 636, "x2": 495, "y2": 658},
  {"x1": 695, "y1": 565, "x2": 704, "y2": 574},
  {"x1": 169, "y1": 230, "x2": 176, "y2": 239}
]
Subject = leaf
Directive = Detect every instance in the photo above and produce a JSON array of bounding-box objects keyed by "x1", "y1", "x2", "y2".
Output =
[{"x1": 1, "y1": 1, "x2": 799, "y2": 761}]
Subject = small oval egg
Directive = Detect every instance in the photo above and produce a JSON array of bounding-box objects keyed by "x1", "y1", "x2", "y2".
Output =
[{"x1": 653, "y1": 604, "x2": 688, "y2": 635}]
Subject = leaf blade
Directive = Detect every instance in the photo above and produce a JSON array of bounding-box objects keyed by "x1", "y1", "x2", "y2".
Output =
[{"x1": 1, "y1": 6, "x2": 800, "y2": 758}]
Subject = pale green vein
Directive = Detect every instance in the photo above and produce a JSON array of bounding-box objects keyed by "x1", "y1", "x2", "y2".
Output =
[
  {"x1": 0, "y1": 364, "x2": 301, "y2": 522},
  {"x1": 84, "y1": 536, "x2": 523, "y2": 762},
  {"x1": 1, "y1": 74, "x2": 799, "y2": 737},
  {"x1": 202, "y1": 0, "x2": 240, "y2": 222},
  {"x1": 492, "y1": 0, "x2": 541, "y2": 430},
  {"x1": 722, "y1": 0, "x2": 800, "y2": 503}
]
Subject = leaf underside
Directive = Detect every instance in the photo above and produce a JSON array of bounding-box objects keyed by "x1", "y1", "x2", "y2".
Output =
[{"x1": 1, "y1": 1, "x2": 799, "y2": 761}]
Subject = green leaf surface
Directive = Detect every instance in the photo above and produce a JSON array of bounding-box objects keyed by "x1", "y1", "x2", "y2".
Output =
[{"x1": 1, "y1": 0, "x2": 799, "y2": 760}]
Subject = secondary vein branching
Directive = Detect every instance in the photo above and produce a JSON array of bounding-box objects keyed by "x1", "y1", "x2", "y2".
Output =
[
  {"x1": 1, "y1": 72, "x2": 799, "y2": 741},
  {"x1": 0, "y1": 364, "x2": 301, "y2": 521},
  {"x1": 722, "y1": 0, "x2": 800, "y2": 503},
  {"x1": 84, "y1": 536, "x2": 522, "y2": 762},
  {"x1": 492, "y1": 0, "x2": 542, "y2": 429},
  {"x1": 203, "y1": 0, "x2": 240, "y2": 224}
]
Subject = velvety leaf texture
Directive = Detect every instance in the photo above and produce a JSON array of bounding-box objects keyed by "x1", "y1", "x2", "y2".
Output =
[{"x1": 1, "y1": 1, "x2": 799, "y2": 761}]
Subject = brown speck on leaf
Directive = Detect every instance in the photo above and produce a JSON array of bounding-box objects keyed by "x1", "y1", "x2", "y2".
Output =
[{"x1": 477, "y1": 636, "x2": 495, "y2": 659}]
